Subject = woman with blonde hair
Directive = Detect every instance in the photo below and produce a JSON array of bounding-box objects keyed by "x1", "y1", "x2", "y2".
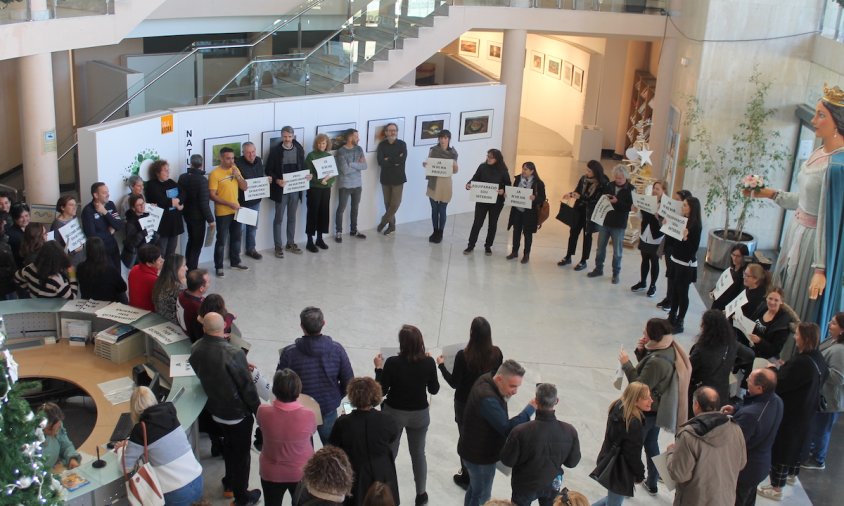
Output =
[
  {"x1": 590, "y1": 382, "x2": 652, "y2": 506},
  {"x1": 118, "y1": 386, "x2": 203, "y2": 506}
]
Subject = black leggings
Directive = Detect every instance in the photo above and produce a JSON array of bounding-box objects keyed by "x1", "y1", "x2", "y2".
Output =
[
  {"x1": 668, "y1": 263, "x2": 696, "y2": 321},
  {"x1": 640, "y1": 251, "x2": 660, "y2": 285},
  {"x1": 565, "y1": 209, "x2": 592, "y2": 261}
]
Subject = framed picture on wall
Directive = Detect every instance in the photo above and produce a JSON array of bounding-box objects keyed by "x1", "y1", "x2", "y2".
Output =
[
  {"x1": 529, "y1": 51, "x2": 544, "y2": 73},
  {"x1": 316, "y1": 122, "x2": 357, "y2": 152},
  {"x1": 204, "y1": 134, "x2": 249, "y2": 169},
  {"x1": 414, "y1": 113, "x2": 451, "y2": 146},
  {"x1": 261, "y1": 128, "x2": 306, "y2": 161},
  {"x1": 572, "y1": 66, "x2": 584, "y2": 92},
  {"x1": 563, "y1": 62, "x2": 574, "y2": 85},
  {"x1": 545, "y1": 56, "x2": 562, "y2": 79},
  {"x1": 459, "y1": 37, "x2": 480, "y2": 57},
  {"x1": 366, "y1": 117, "x2": 405, "y2": 152},
  {"x1": 459, "y1": 109, "x2": 493, "y2": 142},
  {"x1": 487, "y1": 42, "x2": 502, "y2": 62}
]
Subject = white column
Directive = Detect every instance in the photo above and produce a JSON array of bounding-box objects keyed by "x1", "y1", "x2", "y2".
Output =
[
  {"x1": 500, "y1": 28, "x2": 527, "y2": 175},
  {"x1": 18, "y1": 51, "x2": 61, "y2": 205}
]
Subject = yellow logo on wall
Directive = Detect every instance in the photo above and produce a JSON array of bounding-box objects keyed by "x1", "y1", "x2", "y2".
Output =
[{"x1": 161, "y1": 114, "x2": 174, "y2": 134}]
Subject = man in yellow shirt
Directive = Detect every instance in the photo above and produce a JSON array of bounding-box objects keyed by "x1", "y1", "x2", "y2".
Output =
[{"x1": 209, "y1": 147, "x2": 249, "y2": 277}]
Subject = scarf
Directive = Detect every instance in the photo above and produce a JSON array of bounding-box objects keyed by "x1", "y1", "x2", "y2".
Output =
[
  {"x1": 583, "y1": 176, "x2": 598, "y2": 199},
  {"x1": 645, "y1": 334, "x2": 692, "y2": 430}
]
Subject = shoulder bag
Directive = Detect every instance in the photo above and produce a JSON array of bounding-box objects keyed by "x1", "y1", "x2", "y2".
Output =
[
  {"x1": 589, "y1": 443, "x2": 634, "y2": 496},
  {"x1": 122, "y1": 422, "x2": 165, "y2": 506},
  {"x1": 556, "y1": 201, "x2": 576, "y2": 226}
]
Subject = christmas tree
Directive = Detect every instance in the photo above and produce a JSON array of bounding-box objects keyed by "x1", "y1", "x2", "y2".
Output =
[{"x1": 0, "y1": 329, "x2": 64, "y2": 505}]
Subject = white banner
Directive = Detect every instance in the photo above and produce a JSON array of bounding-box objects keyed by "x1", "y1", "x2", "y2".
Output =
[
  {"x1": 469, "y1": 181, "x2": 499, "y2": 204},
  {"x1": 425, "y1": 158, "x2": 454, "y2": 177},
  {"x1": 144, "y1": 321, "x2": 189, "y2": 346},
  {"x1": 660, "y1": 213, "x2": 688, "y2": 241},
  {"x1": 94, "y1": 302, "x2": 150, "y2": 324},
  {"x1": 712, "y1": 268, "x2": 734, "y2": 301},
  {"x1": 725, "y1": 290, "x2": 749, "y2": 318},
  {"x1": 659, "y1": 198, "x2": 683, "y2": 219},
  {"x1": 58, "y1": 219, "x2": 87, "y2": 252},
  {"x1": 590, "y1": 195, "x2": 612, "y2": 226},
  {"x1": 505, "y1": 186, "x2": 533, "y2": 209},
  {"x1": 144, "y1": 204, "x2": 164, "y2": 231},
  {"x1": 733, "y1": 312, "x2": 757, "y2": 337},
  {"x1": 244, "y1": 177, "x2": 270, "y2": 200},
  {"x1": 138, "y1": 216, "x2": 157, "y2": 242},
  {"x1": 312, "y1": 156, "x2": 338, "y2": 179},
  {"x1": 235, "y1": 207, "x2": 258, "y2": 226},
  {"x1": 633, "y1": 194, "x2": 658, "y2": 215},
  {"x1": 283, "y1": 170, "x2": 310, "y2": 194}
]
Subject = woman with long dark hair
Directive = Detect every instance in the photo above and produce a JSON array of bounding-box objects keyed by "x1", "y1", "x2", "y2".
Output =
[
  {"x1": 666, "y1": 196, "x2": 703, "y2": 334},
  {"x1": 630, "y1": 181, "x2": 664, "y2": 297},
  {"x1": 7, "y1": 203, "x2": 30, "y2": 267},
  {"x1": 464, "y1": 149, "x2": 511, "y2": 256},
  {"x1": 506, "y1": 161, "x2": 546, "y2": 264},
  {"x1": 688, "y1": 309, "x2": 737, "y2": 415},
  {"x1": 14, "y1": 241, "x2": 77, "y2": 299},
  {"x1": 436, "y1": 316, "x2": 503, "y2": 490},
  {"x1": 804, "y1": 312, "x2": 844, "y2": 470},
  {"x1": 710, "y1": 243, "x2": 749, "y2": 310},
  {"x1": 559, "y1": 160, "x2": 607, "y2": 270},
  {"x1": 152, "y1": 254, "x2": 187, "y2": 324},
  {"x1": 19, "y1": 222, "x2": 47, "y2": 267},
  {"x1": 656, "y1": 189, "x2": 692, "y2": 311},
  {"x1": 374, "y1": 325, "x2": 440, "y2": 505},
  {"x1": 76, "y1": 237, "x2": 127, "y2": 302}
]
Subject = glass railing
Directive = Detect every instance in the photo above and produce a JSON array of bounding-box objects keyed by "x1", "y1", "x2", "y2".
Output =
[
  {"x1": 821, "y1": 0, "x2": 843, "y2": 42},
  {"x1": 459, "y1": 0, "x2": 666, "y2": 12},
  {"x1": 0, "y1": 0, "x2": 113, "y2": 24}
]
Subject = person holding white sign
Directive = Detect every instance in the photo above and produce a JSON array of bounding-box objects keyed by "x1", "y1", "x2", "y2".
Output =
[
  {"x1": 209, "y1": 147, "x2": 249, "y2": 277},
  {"x1": 588, "y1": 165, "x2": 633, "y2": 284},
  {"x1": 304, "y1": 134, "x2": 337, "y2": 253},
  {"x1": 424, "y1": 130, "x2": 458, "y2": 244},
  {"x1": 121, "y1": 194, "x2": 159, "y2": 268},
  {"x1": 733, "y1": 263, "x2": 771, "y2": 324},
  {"x1": 464, "y1": 149, "x2": 511, "y2": 256},
  {"x1": 711, "y1": 244, "x2": 750, "y2": 311},
  {"x1": 50, "y1": 196, "x2": 86, "y2": 267},
  {"x1": 631, "y1": 181, "x2": 665, "y2": 297},
  {"x1": 656, "y1": 189, "x2": 693, "y2": 311},
  {"x1": 734, "y1": 288, "x2": 795, "y2": 391},
  {"x1": 505, "y1": 162, "x2": 546, "y2": 264},
  {"x1": 81, "y1": 182, "x2": 124, "y2": 271},
  {"x1": 144, "y1": 160, "x2": 184, "y2": 257},
  {"x1": 559, "y1": 160, "x2": 607, "y2": 271},
  {"x1": 665, "y1": 196, "x2": 703, "y2": 334},
  {"x1": 376, "y1": 122, "x2": 407, "y2": 236},
  {"x1": 266, "y1": 127, "x2": 310, "y2": 257},
  {"x1": 237, "y1": 141, "x2": 271, "y2": 260}
]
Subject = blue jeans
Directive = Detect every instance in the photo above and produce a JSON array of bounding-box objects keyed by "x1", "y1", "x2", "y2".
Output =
[
  {"x1": 463, "y1": 461, "x2": 496, "y2": 506},
  {"x1": 430, "y1": 198, "x2": 448, "y2": 230},
  {"x1": 591, "y1": 490, "x2": 625, "y2": 506},
  {"x1": 808, "y1": 411, "x2": 840, "y2": 464},
  {"x1": 273, "y1": 194, "x2": 299, "y2": 248},
  {"x1": 335, "y1": 187, "x2": 362, "y2": 233},
  {"x1": 511, "y1": 482, "x2": 559, "y2": 506},
  {"x1": 595, "y1": 225, "x2": 625, "y2": 275},
  {"x1": 214, "y1": 214, "x2": 242, "y2": 269},
  {"x1": 317, "y1": 408, "x2": 339, "y2": 445},
  {"x1": 643, "y1": 413, "x2": 660, "y2": 489},
  {"x1": 163, "y1": 475, "x2": 203, "y2": 506},
  {"x1": 242, "y1": 201, "x2": 261, "y2": 252}
]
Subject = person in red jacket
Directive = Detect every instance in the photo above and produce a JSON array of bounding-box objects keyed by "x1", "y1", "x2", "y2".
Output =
[{"x1": 128, "y1": 243, "x2": 163, "y2": 311}]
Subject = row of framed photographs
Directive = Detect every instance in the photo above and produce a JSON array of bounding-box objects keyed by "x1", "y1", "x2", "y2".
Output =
[
  {"x1": 458, "y1": 36, "x2": 502, "y2": 62},
  {"x1": 202, "y1": 110, "x2": 495, "y2": 167},
  {"x1": 529, "y1": 51, "x2": 584, "y2": 92}
]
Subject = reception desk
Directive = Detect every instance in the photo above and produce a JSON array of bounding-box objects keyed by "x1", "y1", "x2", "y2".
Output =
[{"x1": 0, "y1": 299, "x2": 206, "y2": 505}]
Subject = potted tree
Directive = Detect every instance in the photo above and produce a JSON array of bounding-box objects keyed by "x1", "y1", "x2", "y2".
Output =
[{"x1": 682, "y1": 70, "x2": 789, "y2": 269}]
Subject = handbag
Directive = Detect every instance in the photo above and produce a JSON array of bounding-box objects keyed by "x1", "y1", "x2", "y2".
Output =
[
  {"x1": 122, "y1": 422, "x2": 165, "y2": 506},
  {"x1": 537, "y1": 199, "x2": 550, "y2": 229},
  {"x1": 589, "y1": 443, "x2": 635, "y2": 496},
  {"x1": 556, "y1": 202, "x2": 576, "y2": 226}
]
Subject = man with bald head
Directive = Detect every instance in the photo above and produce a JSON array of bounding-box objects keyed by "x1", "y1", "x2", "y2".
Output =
[
  {"x1": 723, "y1": 368, "x2": 784, "y2": 506},
  {"x1": 665, "y1": 386, "x2": 746, "y2": 505},
  {"x1": 190, "y1": 311, "x2": 262, "y2": 505}
]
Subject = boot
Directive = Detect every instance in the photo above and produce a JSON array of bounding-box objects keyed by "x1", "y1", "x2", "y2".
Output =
[
  {"x1": 306, "y1": 236, "x2": 318, "y2": 253},
  {"x1": 434, "y1": 229, "x2": 443, "y2": 243},
  {"x1": 429, "y1": 228, "x2": 437, "y2": 243},
  {"x1": 506, "y1": 251, "x2": 518, "y2": 260}
]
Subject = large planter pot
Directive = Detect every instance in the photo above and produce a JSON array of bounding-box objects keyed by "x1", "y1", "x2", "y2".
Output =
[{"x1": 705, "y1": 229, "x2": 757, "y2": 270}]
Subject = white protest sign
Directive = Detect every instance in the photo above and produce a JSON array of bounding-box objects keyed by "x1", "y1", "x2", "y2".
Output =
[
  {"x1": 469, "y1": 181, "x2": 499, "y2": 204},
  {"x1": 651, "y1": 454, "x2": 677, "y2": 491},
  {"x1": 283, "y1": 170, "x2": 310, "y2": 194},
  {"x1": 138, "y1": 216, "x2": 157, "y2": 242},
  {"x1": 591, "y1": 195, "x2": 613, "y2": 226},
  {"x1": 58, "y1": 220, "x2": 87, "y2": 252},
  {"x1": 660, "y1": 214, "x2": 688, "y2": 241},
  {"x1": 659, "y1": 198, "x2": 683, "y2": 218},
  {"x1": 144, "y1": 204, "x2": 164, "y2": 231},
  {"x1": 46, "y1": 231, "x2": 55, "y2": 242},
  {"x1": 633, "y1": 194, "x2": 658, "y2": 214},
  {"x1": 144, "y1": 321, "x2": 188, "y2": 346},
  {"x1": 425, "y1": 158, "x2": 454, "y2": 177},
  {"x1": 712, "y1": 268, "x2": 735, "y2": 301},
  {"x1": 724, "y1": 290, "x2": 749, "y2": 318},
  {"x1": 440, "y1": 343, "x2": 465, "y2": 373},
  {"x1": 244, "y1": 177, "x2": 270, "y2": 200},
  {"x1": 312, "y1": 156, "x2": 338, "y2": 179},
  {"x1": 94, "y1": 302, "x2": 150, "y2": 324},
  {"x1": 169, "y1": 354, "x2": 195, "y2": 377},
  {"x1": 505, "y1": 186, "x2": 533, "y2": 209},
  {"x1": 235, "y1": 207, "x2": 258, "y2": 226},
  {"x1": 733, "y1": 313, "x2": 757, "y2": 336}
]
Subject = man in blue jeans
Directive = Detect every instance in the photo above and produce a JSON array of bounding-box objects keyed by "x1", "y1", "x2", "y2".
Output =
[
  {"x1": 235, "y1": 142, "x2": 270, "y2": 260},
  {"x1": 458, "y1": 360, "x2": 536, "y2": 506},
  {"x1": 334, "y1": 129, "x2": 368, "y2": 242},
  {"x1": 588, "y1": 165, "x2": 633, "y2": 284}
]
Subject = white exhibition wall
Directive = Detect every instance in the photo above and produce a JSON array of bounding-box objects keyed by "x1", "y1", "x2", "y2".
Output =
[{"x1": 78, "y1": 84, "x2": 506, "y2": 263}]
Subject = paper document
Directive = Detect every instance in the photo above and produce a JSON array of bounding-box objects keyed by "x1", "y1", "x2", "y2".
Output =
[
  {"x1": 235, "y1": 207, "x2": 258, "y2": 226},
  {"x1": 380, "y1": 346, "x2": 399, "y2": 359},
  {"x1": 724, "y1": 290, "x2": 749, "y2": 318},
  {"x1": 312, "y1": 156, "x2": 338, "y2": 179},
  {"x1": 58, "y1": 220, "x2": 86, "y2": 252},
  {"x1": 46, "y1": 231, "x2": 55, "y2": 242},
  {"x1": 712, "y1": 268, "x2": 734, "y2": 301},
  {"x1": 660, "y1": 214, "x2": 688, "y2": 241},
  {"x1": 169, "y1": 354, "x2": 196, "y2": 378},
  {"x1": 633, "y1": 194, "x2": 658, "y2": 214},
  {"x1": 283, "y1": 170, "x2": 310, "y2": 194},
  {"x1": 659, "y1": 198, "x2": 683, "y2": 219},
  {"x1": 440, "y1": 343, "x2": 465, "y2": 373},
  {"x1": 144, "y1": 321, "x2": 188, "y2": 346},
  {"x1": 97, "y1": 377, "x2": 135, "y2": 405},
  {"x1": 300, "y1": 394, "x2": 323, "y2": 425},
  {"x1": 244, "y1": 177, "x2": 270, "y2": 200},
  {"x1": 651, "y1": 454, "x2": 676, "y2": 490},
  {"x1": 138, "y1": 216, "x2": 157, "y2": 242},
  {"x1": 425, "y1": 158, "x2": 454, "y2": 177},
  {"x1": 94, "y1": 302, "x2": 150, "y2": 324},
  {"x1": 505, "y1": 186, "x2": 533, "y2": 209},
  {"x1": 144, "y1": 204, "x2": 164, "y2": 230},
  {"x1": 733, "y1": 313, "x2": 757, "y2": 336},
  {"x1": 61, "y1": 299, "x2": 110, "y2": 314},
  {"x1": 204, "y1": 224, "x2": 215, "y2": 247},
  {"x1": 590, "y1": 195, "x2": 612, "y2": 226},
  {"x1": 469, "y1": 182, "x2": 499, "y2": 204}
]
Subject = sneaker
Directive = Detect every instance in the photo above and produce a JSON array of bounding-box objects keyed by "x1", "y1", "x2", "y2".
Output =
[
  {"x1": 506, "y1": 252, "x2": 518, "y2": 260},
  {"x1": 647, "y1": 285, "x2": 657, "y2": 297},
  {"x1": 786, "y1": 475, "x2": 797, "y2": 486},
  {"x1": 557, "y1": 257, "x2": 572, "y2": 267},
  {"x1": 232, "y1": 489, "x2": 262, "y2": 506},
  {"x1": 612, "y1": 275, "x2": 620, "y2": 284},
  {"x1": 245, "y1": 250, "x2": 262, "y2": 260},
  {"x1": 573, "y1": 261, "x2": 588, "y2": 271},
  {"x1": 316, "y1": 238, "x2": 329, "y2": 250},
  {"x1": 216, "y1": 269, "x2": 225, "y2": 277},
  {"x1": 463, "y1": 247, "x2": 474, "y2": 255},
  {"x1": 587, "y1": 269, "x2": 603, "y2": 278},
  {"x1": 351, "y1": 231, "x2": 367, "y2": 239},
  {"x1": 334, "y1": 232, "x2": 343, "y2": 243},
  {"x1": 631, "y1": 281, "x2": 647, "y2": 292},
  {"x1": 802, "y1": 458, "x2": 826, "y2": 470},
  {"x1": 484, "y1": 247, "x2": 492, "y2": 256},
  {"x1": 452, "y1": 472, "x2": 470, "y2": 490},
  {"x1": 286, "y1": 243, "x2": 303, "y2": 254},
  {"x1": 656, "y1": 298, "x2": 670, "y2": 310},
  {"x1": 757, "y1": 485, "x2": 782, "y2": 501},
  {"x1": 641, "y1": 482, "x2": 657, "y2": 496},
  {"x1": 231, "y1": 264, "x2": 249, "y2": 271},
  {"x1": 274, "y1": 247, "x2": 284, "y2": 258}
]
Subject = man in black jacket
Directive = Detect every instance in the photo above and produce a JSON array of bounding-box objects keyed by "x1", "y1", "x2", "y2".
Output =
[
  {"x1": 265, "y1": 126, "x2": 307, "y2": 257},
  {"x1": 588, "y1": 164, "x2": 634, "y2": 284},
  {"x1": 236, "y1": 142, "x2": 270, "y2": 260},
  {"x1": 178, "y1": 154, "x2": 215, "y2": 270},
  {"x1": 500, "y1": 383, "x2": 581, "y2": 506},
  {"x1": 458, "y1": 359, "x2": 535, "y2": 506},
  {"x1": 189, "y1": 312, "x2": 261, "y2": 506}
]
